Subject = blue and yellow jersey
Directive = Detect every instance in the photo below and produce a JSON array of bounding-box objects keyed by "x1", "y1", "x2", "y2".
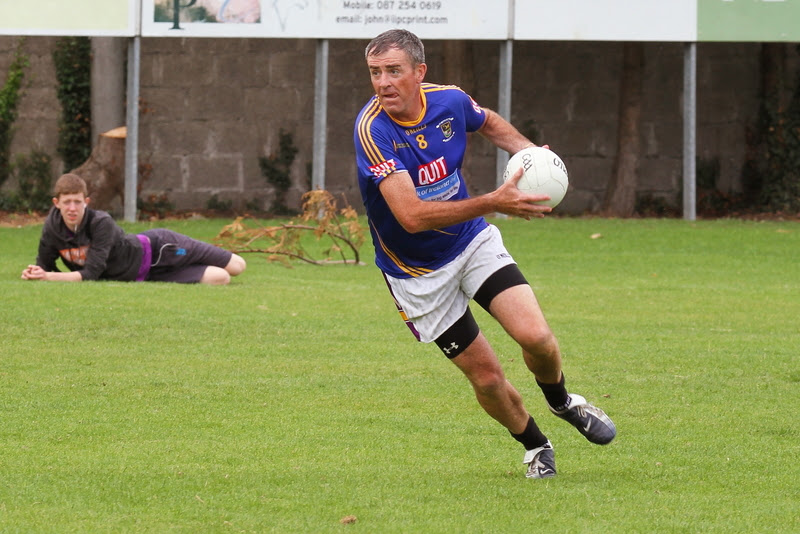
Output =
[{"x1": 354, "y1": 83, "x2": 489, "y2": 278}]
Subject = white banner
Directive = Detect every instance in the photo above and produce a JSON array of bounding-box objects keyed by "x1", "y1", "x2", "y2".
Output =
[
  {"x1": 0, "y1": 0, "x2": 137, "y2": 37},
  {"x1": 698, "y1": 0, "x2": 800, "y2": 42},
  {"x1": 513, "y1": 0, "x2": 697, "y2": 42},
  {"x1": 141, "y1": 0, "x2": 508, "y2": 39},
  {"x1": 4, "y1": 1, "x2": 797, "y2": 43}
]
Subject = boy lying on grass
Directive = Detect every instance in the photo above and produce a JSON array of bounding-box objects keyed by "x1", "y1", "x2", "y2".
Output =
[{"x1": 21, "y1": 173, "x2": 246, "y2": 285}]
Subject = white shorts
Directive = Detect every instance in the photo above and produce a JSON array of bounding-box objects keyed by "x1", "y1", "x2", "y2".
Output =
[{"x1": 383, "y1": 224, "x2": 517, "y2": 343}]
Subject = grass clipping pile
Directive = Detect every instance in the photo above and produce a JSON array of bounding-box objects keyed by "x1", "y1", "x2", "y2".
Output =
[{"x1": 215, "y1": 190, "x2": 366, "y2": 266}]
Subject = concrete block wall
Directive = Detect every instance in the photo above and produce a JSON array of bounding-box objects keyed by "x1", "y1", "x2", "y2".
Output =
[
  {"x1": 1, "y1": 36, "x2": 796, "y2": 215},
  {"x1": 137, "y1": 37, "x2": 318, "y2": 211},
  {"x1": 1, "y1": 37, "x2": 61, "y2": 185}
]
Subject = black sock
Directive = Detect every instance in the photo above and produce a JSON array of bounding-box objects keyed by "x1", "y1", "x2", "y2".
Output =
[
  {"x1": 510, "y1": 415, "x2": 549, "y2": 450},
  {"x1": 537, "y1": 373, "x2": 570, "y2": 412}
]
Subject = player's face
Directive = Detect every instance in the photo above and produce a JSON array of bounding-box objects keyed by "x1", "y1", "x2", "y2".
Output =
[
  {"x1": 54, "y1": 192, "x2": 88, "y2": 229},
  {"x1": 367, "y1": 47, "x2": 427, "y2": 123}
]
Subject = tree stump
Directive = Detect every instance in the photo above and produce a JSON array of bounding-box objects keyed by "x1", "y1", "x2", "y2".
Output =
[{"x1": 71, "y1": 126, "x2": 126, "y2": 213}]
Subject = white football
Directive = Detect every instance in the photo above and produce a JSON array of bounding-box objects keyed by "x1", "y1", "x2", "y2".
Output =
[{"x1": 503, "y1": 146, "x2": 569, "y2": 208}]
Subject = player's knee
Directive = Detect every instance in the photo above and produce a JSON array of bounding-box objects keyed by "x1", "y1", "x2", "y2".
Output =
[
  {"x1": 519, "y1": 326, "x2": 558, "y2": 357},
  {"x1": 470, "y1": 368, "x2": 509, "y2": 398},
  {"x1": 225, "y1": 254, "x2": 246, "y2": 276},
  {"x1": 200, "y1": 266, "x2": 231, "y2": 285}
]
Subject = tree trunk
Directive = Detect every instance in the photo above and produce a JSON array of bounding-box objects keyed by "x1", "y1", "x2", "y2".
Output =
[
  {"x1": 602, "y1": 42, "x2": 644, "y2": 217},
  {"x1": 760, "y1": 43, "x2": 787, "y2": 110},
  {"x1": 742, "y1": 43, "x2": 785, "y2": 201},
  {"x1": 71, "y1": 126, "x2": 126, "y2": 213}
]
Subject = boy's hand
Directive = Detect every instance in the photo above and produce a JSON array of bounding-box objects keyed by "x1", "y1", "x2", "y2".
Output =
[{"x1": 21, "y1": 265, "x2": 46, "y2": 280}]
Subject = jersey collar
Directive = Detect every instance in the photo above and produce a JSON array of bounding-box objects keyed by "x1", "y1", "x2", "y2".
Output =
[{"x1": 386, "y1": 88, "x2": 427, "y2": 127}]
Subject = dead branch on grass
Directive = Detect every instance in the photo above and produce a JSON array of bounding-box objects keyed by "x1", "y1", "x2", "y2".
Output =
[{"x1": 215, "y1": 190, "x2": 366, "y2": 266}]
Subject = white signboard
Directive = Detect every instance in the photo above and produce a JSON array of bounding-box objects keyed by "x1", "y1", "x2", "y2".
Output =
[
  {"x1": 141, "y1": 0, "x2": 508, "y2": 39},
  {"x1": 513, "y1": 0, "x2": 697, "y2": 42},
  {"x1": 0, "y1": 0, "x2": 138, "y2": 36},
  {"x1": 698, "y1": 0, "x2": 800, "y2": 42},
  {"x1": 5, "y1": 1, "x2": 797, "y2": 43}
]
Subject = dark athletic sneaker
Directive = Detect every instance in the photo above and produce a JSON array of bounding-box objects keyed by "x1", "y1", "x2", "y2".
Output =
[
  {"x1": 550, "y1": 394, "x2": 617, "y2": 445},
  {"x1": 523, "y1": 441, "x2": 556, "y2": 479}
]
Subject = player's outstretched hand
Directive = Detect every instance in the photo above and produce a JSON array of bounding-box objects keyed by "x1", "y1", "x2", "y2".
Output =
[{"x1": 494, "y1": 167, "x2": 552, "y2": 220}]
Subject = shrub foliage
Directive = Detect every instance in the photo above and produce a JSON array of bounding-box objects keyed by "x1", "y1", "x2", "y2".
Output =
[
  {"x1": 52, "y1": 36, "x2": 92, "y2": 171},
  {"x1": 0, "y1": 40, "x2": 28, "y2": 188}
]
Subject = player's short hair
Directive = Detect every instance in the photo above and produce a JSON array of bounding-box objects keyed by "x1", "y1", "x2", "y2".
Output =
[
  {"x1": 365, "y1": 29, "x2": 425, "y2": 66},
  {"x1": 54, "y1": 173, "x2": 88, "y2": 198}
]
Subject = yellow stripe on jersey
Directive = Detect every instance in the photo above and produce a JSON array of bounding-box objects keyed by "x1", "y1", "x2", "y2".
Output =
[
  {"x1": 370, "y1": 220, "x2": 433, "y2": 278},
  {"x1": 421, "y1": 84, "x2": 468, "y2": 102},
  {"x1": 421, "y1": 83, "x2": 462, "y2": 93},
  {"x1": 357, "y1": 98, "x2": 385, "y2": 166},
  {"x1": 432, "y1": 228, "x2": 457, "y2": 236}
]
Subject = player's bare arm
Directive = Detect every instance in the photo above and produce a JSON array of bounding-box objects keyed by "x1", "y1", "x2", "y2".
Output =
[
  {"x1": 379, "y1": 169, "x2": 551, "y2": 233},
  {"x1": 478, "y1": 108, "x2": 538, "y2": 154}
]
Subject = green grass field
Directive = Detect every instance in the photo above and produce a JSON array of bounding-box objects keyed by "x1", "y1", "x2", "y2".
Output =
[{"x1": 1, "y1": 216, "x2": 798, "y2": 533}]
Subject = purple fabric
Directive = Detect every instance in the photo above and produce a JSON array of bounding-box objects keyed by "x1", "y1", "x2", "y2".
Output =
[
  {"x1": 136, "y1": 234, "x2": 152, "y2": 281},
  {"x1": 382, "y1": 272, "x2": 421, "y2": 342}
]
